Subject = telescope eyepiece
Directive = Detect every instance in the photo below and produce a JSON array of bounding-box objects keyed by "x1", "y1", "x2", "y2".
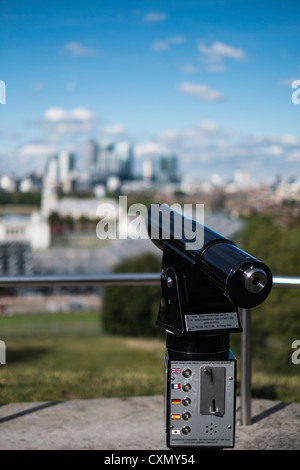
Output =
[{"x1": 242, "y1": 266, "x2": 268, "y2": 294}]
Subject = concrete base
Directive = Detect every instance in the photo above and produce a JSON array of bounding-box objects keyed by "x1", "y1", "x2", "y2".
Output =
[{"x1": 0, "y1": 396, "x2": 299, "y2": 450}]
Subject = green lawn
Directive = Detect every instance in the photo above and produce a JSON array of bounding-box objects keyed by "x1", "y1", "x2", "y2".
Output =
[
  {"x1": 0, "y1": 313, "x2": 165, "y2": 403},
  {"x1": 0, "y1": 312, "x2": 299, "y2": 404}
]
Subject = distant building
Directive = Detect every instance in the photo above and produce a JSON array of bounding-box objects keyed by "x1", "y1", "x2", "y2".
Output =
[
  {"x1": 41, "y1": 189, "x2": 120, "y2": 221},
  {"x1": 84, "y1": 140, "x2": 99, "y2": 181},
  {"x1": 44, "y1": 152, "x2": 76, "y2": 192},
  {"x1": 19, "y1": 172, "x2": 42, "y2": 192},
  {"x1": 0, "y1": 242, "x2": 32, "y2": 275},
  {"x1": 115, "y1": 141, "x2": 134, "y2": 180},
  {"x1": 59, "y1": 151, "x2": 76, "y2": 191},
  {"x1": 84, "y1": 140, "x2": 134, "y2": 185},
  {"x1": 157, "y1": 155, "x2": 180, "y2": 183},
  {"x1": 142, "y1": 157, "x2": 154, "y2": 180},
  {"x1": 44, "y1": 154, "x2": 59, "y2": 184},
  {"x1": 0, "y1": 213, "x2": 50, "y2": 251},
  {"x1": 0, "y1": 174, "x2": 16, "y2": 191}
]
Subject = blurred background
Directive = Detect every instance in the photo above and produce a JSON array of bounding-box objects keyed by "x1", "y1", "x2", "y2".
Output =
[{"x1": 0, "y1": 0, "x2": 299, "y2": 405}]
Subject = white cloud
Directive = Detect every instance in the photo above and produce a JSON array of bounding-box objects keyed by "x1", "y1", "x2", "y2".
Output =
[
  {"x1": 286, "y1": 149, "x2": 300, "y2": 161},
  {"x1": 182, "y1": 65, "x2": 199, "y2": 74},
  {"x1": 102, "y1": 123, "x2": 126, "y2": 135},
  {"x1": 63, "y1": 42, "x2": 99, "y2": 57},
  {"x1": 134, "y1": 142, "x2": 169, "y2": 158},
  {"x1": 151, "y1": 40, "x2": 169, "y2": 51},
  {"x1": 41, "y1": 107, "x2": 97, "y2": 134},
  {"x1": 198, "y1": 41, "x2": 245, "y2": 60},
  {"x1": 178, "y1": 82, "x2": 224, "y2": 101},
  {"x1": 156, "y1": 121, "x2": 229, "y2": 152},
  {"x1": 169, "y1": 36, "x2": 186, "y2": 45},
  {"x1": 19, "y1": 142, "x2": 58, "y2": 157},
  {"x1": 134, "y1": 121, "x2": 300, "y2": 182},
  {"x1": 144, "y1": 12, "x2": 167, "y2": 22},
  {"x1": 250, "y1": 133, "x2": 299, "y2": 146},
  {"x1": 198, "y1": 41, "x2": 246, "y2": 72},
  {"x1": 151, "y1": 36, "x2": 186, "y2": 51},
  {"x1": 32, "y1": 82, "x2": 45, "y2": 91}
]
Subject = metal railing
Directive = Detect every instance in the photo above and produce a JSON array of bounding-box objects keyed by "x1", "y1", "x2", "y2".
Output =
[
  {"x1": 240, "y1": 275, "x2": 300, "y2": 425},
  {"x1": 0, "y1": 272, "x2": 299, "y2": 426}
]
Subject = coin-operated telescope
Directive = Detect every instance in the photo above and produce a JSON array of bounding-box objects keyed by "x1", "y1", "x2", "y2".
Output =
[{"x1": 147, "y1": 204, "x2": 272, "y2": 449}]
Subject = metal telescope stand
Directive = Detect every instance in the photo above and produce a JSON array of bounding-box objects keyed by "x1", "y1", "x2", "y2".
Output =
[
  {"x1": 165, "y1": 332, "x2": 236, "y2": 449},
  {"x1": 147, "y1": 203, "x2": 272, "y2": 450}
]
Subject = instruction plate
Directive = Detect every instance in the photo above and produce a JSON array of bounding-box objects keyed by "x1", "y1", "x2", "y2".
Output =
[{"x1": 185, "y1": 312, "x2": 240, "y2": 332}]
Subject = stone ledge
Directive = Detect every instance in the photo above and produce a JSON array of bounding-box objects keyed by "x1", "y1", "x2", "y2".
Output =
[{"x1": 0, "y1": 395, "x2": 298, "y2": 450}]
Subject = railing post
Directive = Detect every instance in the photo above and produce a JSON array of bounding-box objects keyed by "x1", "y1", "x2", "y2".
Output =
[{"x1": 240, "y1": 308, "x2": 252, "y2": 425}]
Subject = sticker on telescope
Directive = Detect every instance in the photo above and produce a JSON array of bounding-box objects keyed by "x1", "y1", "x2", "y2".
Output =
[
  {"x1": 185, "y1": 312, "x2": 240, "y2": 332},
  {"x1": 171, "y1": 368, "x2": 181, "y2": 374},
  {"x1": 171, "y1": 399, "x2": 181, "y2": 405},
  {"x1": 172, "y1": 429, "x2": 181, "y2": 435},
  {"x1": 171, "y1": 383, "x2": 181, "y2": 389},
  {"x1": 171, "y1": 414, "x2": 181, "y2": 420}
]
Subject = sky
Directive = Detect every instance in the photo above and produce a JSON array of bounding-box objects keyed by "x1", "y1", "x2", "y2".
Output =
[{"x1": 1, "y1": 0, "x2": 300, "y2": 183}]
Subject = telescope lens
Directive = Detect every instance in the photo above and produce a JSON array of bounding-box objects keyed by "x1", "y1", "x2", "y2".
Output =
[{"x1": 242, "y1": 267, "x2": 268, "y2": 293}]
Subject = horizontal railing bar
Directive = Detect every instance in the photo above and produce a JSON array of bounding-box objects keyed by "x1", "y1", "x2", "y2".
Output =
[
  {"x1": 272, "y1": 276, "x2": 300, "y2": 287},
  {"x1": 0, "y1": 273, "x2": 161, "y2": 287},
  {"x1": 0, "y1": 274, "x2": 299, "y2": 288}
]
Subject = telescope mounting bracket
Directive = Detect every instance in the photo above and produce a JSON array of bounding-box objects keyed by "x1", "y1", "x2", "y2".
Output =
[{"x1": 157, "y1": 243, "x2": 242, "y2": 336}]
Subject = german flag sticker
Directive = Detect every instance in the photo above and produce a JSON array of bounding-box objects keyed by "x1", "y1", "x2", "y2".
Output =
[{"x1": 171, "y1": 399, "x2": 181, "y2": 405}]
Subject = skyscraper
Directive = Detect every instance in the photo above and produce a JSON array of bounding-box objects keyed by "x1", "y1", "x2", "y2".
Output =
[
  {"x1": 84, "y1": 140, "x2": 99, "y2": 180},
  {"x1": 115, "y1": 141, "x2": 133, "y2": 180},
  {"x1": 84, "y1": 140, "x2": 134, "y2": 184},
  {"x1": 157, "y1": 155, "x2": 180, "y2": 183}
]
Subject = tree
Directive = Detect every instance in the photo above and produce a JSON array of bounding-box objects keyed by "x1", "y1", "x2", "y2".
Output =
[{"x1": 101, "y1": 252, "x2": 163, "y2": 337}]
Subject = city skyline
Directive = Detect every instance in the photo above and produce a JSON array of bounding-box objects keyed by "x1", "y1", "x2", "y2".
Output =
[{"x1": 1, "y1": 0, "x2": 300, "y2": 183}]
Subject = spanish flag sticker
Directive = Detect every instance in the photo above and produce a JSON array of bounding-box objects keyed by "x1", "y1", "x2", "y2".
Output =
[{"x1": 171, "y1": 414, "x2": 181, "y2": 420}]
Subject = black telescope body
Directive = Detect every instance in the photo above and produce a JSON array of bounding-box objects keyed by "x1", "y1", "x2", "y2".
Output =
[
  {"x1": 147, "y1": 204, "x2": 272, "y2": 449},
  {"x1": 147, "y1": 203, "x2": 272, "y2": 336}
]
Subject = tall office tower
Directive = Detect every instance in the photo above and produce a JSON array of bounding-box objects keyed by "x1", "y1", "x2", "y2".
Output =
[
  {"x1": 84, "y1": 140, "x2": 99, "y2": 180},
  {"x1": 143, "y1": 156, "x2": 154, "y2": 180},
  {"x1": 157, "y1": 154, "x2": 180, "y2": 183},
  {"x1": 115, "y1": 141, "x2": 134, "y2": 180},
  {"x1": 44, "y1": 154, "x2": 59, "y2": 183},
  {"x1": 84, "y1": 139, "x2": 134, "y2": 184},
  {"x1": 58, "y1": 151, "x2": 76, "y2": 192},
  {"x1": 58, "y1": 151, "x2": 75, "y2": 182},
  {"x1": 98, "y1": 142, "x2": 119, "y2": 176}
]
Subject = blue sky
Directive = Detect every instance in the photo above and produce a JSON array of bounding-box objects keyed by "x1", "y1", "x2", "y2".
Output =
[{"x1": 1, "y1": 0, "x2": 300, "y2": 182}]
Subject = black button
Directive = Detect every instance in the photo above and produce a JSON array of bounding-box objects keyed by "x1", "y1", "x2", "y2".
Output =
[
  {"x1": 182, "y1": 426, "x2": 191, "y2": 435},
  {"x1": 182, "y1": 383, "x2": 191, "y2": 392},
  {"x1": 182, "y1": 368, "x2": 192, "y2": 378},
  {"x1": 182, "y1": 397, "x2": 191, "y2": 406}
]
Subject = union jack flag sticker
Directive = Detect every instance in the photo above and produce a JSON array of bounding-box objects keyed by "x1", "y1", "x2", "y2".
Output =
[{"x1": 172, "y1": 368, "x2": 181, "y2": 374}]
